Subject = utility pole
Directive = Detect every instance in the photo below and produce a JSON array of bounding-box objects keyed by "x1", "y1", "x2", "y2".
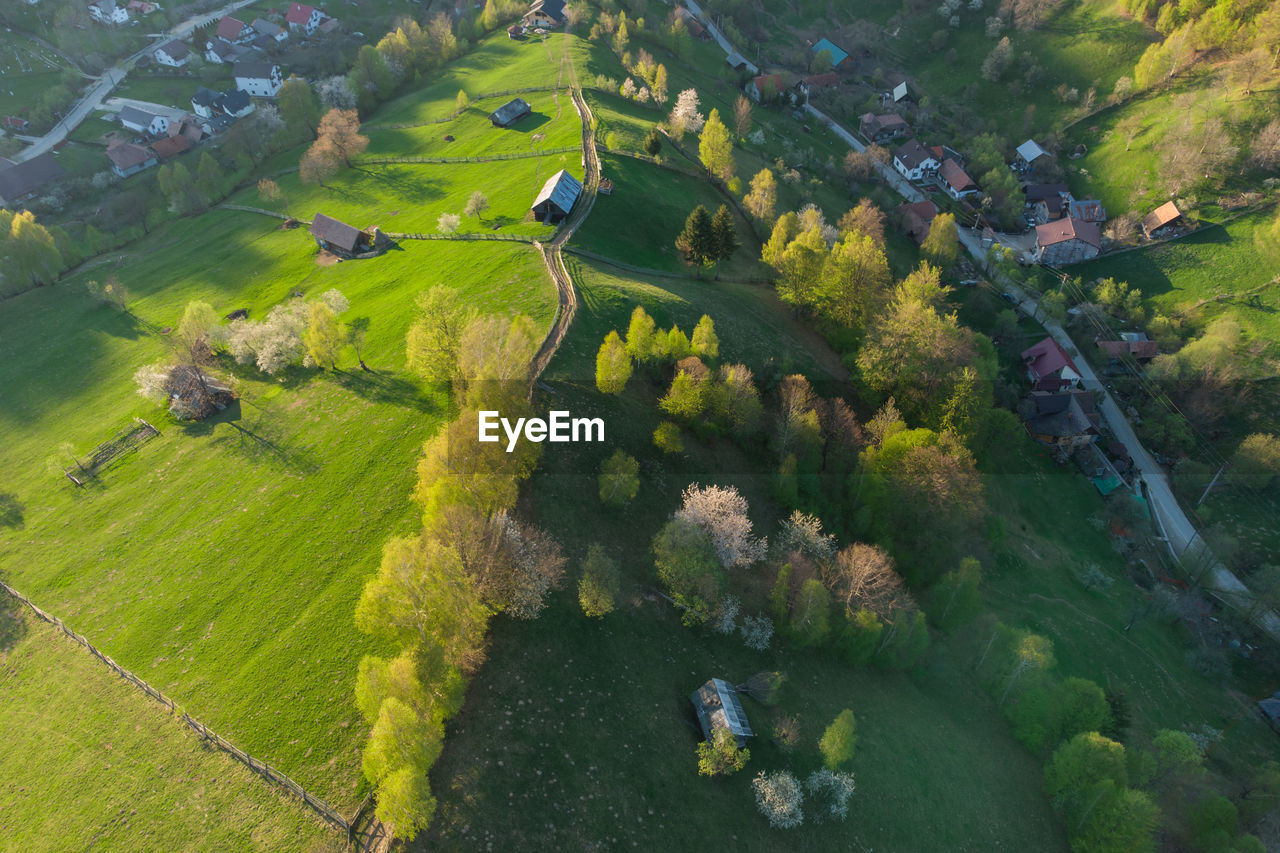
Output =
[{"x1": 1196, "y1": 464, "x2": 1227, "y2": 507}]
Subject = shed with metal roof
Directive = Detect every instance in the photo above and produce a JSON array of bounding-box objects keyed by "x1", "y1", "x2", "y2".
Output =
[
  {"x1": 531, "y1": 169, "x2": 582, "y2": 224},
  {"x1": 691, "y1": 678, "x2": 753, "y2": 747}
]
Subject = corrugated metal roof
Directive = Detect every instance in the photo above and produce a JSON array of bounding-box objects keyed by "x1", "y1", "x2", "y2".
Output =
[
  {"x1": 532, "y1": 169, "x2": 582, "y2": 215},
  {"x1": 489, "y1": 98, "x2": 531, "y2": 126},
  {"x1": 1016, "y1": 139, "x2": 1048, "y2": 163},
  {"x1": 812, "y1": 37, "x2": 848, "y2": 66}
]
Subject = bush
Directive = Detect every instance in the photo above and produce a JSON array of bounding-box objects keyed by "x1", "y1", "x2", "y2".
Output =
[
  {"x1": 578, "y1": 544, "x2": 620, "y2": 618},
  {"x1": 752, "y1": 770, "x2": 804, "y2": 829},
  {"x1": 819, "y1": 709, "x2": 857, "y2": 770},
  {"x1": 696, "y1": 728, "x2": 750, "y2": 777},
  {"x1": 805, "y1": 769, "x2": 855, "y2": 822}
]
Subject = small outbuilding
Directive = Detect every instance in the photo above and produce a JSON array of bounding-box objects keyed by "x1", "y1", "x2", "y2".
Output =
[
  {"x1": 691, "y1": 678, "x2": 754, "y2": 747},
  {"x1": 1015, "y1": 138, "x2": 1049, "y2": 170},
  {"x1": 489, "y1": 98, "x2": 532, "y2": 128},
  {"x1": 859, "y1": 112, "x2": 910, "y2": 144},
  {"x1": 1258, "y1": 692, "x2": 1280, "y2": 730},
  {"x1": 1141, "y1": 201, "x2": 1182, "y2": 239},
  {"x1": 311, "y1": 213, "x2": 372, "y2": 257},
  {"x1": 0, "y1": 153, "x2": 65, "y2": 207},
  {"x1": 531, "y1": 169, "x2": 582, "y2": 224},
  {"x1": 811, "y1": 37, "x2": 849, "y2": 69}
]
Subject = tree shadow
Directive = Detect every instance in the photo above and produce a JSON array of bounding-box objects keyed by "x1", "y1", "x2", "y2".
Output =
[
  {"x1": 329, "y1": 369, "x2": 438, "y2": 413},
  {"x1": 0, "y1": 575, "x2": 27, "y2": 654},
  {"x1": 208, "y1": 399, "x2": 322, "y2": 474},
  {"x1": 0, "y1": 493, "x2": 23, "y2": 529}
]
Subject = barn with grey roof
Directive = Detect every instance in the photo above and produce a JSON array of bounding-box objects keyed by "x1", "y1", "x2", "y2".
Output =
[
  {"x1": 531, "y1": 169, "x2": 582, "y2": 224},
  {"x1": 691, "y1": 678, "x2": 753, "y2": 747},
  {"x1": 489, "y1": 97, "x2": 532, "y2": 127}
]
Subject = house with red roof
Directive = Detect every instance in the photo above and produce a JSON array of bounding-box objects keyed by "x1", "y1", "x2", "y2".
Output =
[
  {"x1": 285, "y1": 2, "x2": 324, "y2": 34},
  {"x1": 1034, "y1": 217, "x2": 1101, "y2": 265},
  {"x1": 938, "y1": 158, "x2": 980, "y2": 200},
  {"x1": 746, "y1": 74, "x2": 785, "y2": 103},
  {"x1": 215, "y1": 16, "x2": 253, "y2": 43},
  {"x1": 1021, "y1": 337, "x2": 1082, "y2": 391}
]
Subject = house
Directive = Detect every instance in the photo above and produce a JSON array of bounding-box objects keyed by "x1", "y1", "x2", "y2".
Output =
[
  {"x1": 892, "y1": 138, "x2": 939, "y2": 181},
  {"x1": 150, "y1": 135, "x2": 191, "y2": 159},
  {"x1": 198, "y1": 114, "x2": 235, "y2": 135},
  {"x1": 1022, "y1": 389, "x2": 1100, "y2": 453},
  {"x1": 311, "y1": 213, "x2": 371, "y2": 257},
  {"x1": 1021, "y1": 336, "x2": 1082, "y2": 391},
  {"x1": 0, "y1": 154, "x2": 65, "y2": 207},
  {"x1": 522, "y1": 0, "x2": 566, "y2": 28},
  {"x1": 796, "y1": 72, "x2": 839, "y2": 102},
  {"x1": 1141, "y1": 201, "x2": 1182, "y2": 238},
  {"x1": 167, "y1": 117, "x2": 205, "y2": 143},
  {"x1": 859, "y1": 112, "x2": 910, "y2": 144},
  {"x1": 106, "y1": 141, "x2": 157, "y2": 178},
  {"x1": 939, "y1": 158, "x2": 980, "y2": 200},
  {"x1": 1067, "y1": 199, "x2": 1106, "y2": 223},
  {"x1": 234, "y1": 62, "x2": 283, "y2": 97},
  {"x1": 2, "y1": 116, "x2": 30, "y2": 132},
  {"x1": 126, "y1": 0, "x2": 157, "y2": 13},
  {"x1": 1096, "y1": 332, "x2": 1158, "y2": 363},
  {"x1": 489, "y1": 98, "x2": 532, "y2": 127},
  {"x1": 88, "y1": 0, "x2": 129, "y2": 25},
  {"x1": 691, "y1": 678, "x2": 754, "y2": 748},
  {"x1": 316, "y1": 17, "x2": 339, "y2": 34},
  {"x1": 251, "y1": 18, "x2": 287, "y2": 41},
  {"x1": 1034, "y1": 217, "x2": 1101, "y2": 265},
  {"x1": 724, "y1": 50, "x2": 759, "y2": 76},
  {"x1": 1014, "y1": 138, "x2": 1049, "y2": 170},
  {"x1": 1025, "y1": 183, "x2": 1072, "y2": 222},
  {"x1": 155, "y1": 41, "x2": 190, "y2": 67},
  {"x1": 191, "y1": 87, "x2": 221, "y2": 118},
  {"x1": 531, "y1": 169, "x2": 582, "y2": 224},
  {"x1": 507, "y1": 23, "x2": 524, "y2": 38},
  {"x1": 220, "y1": 89, "x2": 255, "y2": 118},
  {"x1": 899, "y1": 199, "x2": 938, "y2": 244},
  {"x1": 118, "y1": 106, "x2": 169, "y2": 136},
  {"x1": 216, "y1": 16, "x2": 254, "y2": 44},
  {"x1": 285, "y1": 1, "x2": 324, "y2": 34},
  {"x1": 673, "y1": 6, "x2": 707, "y2": 39},
  {"x1": 887, "y1": 81, "x2": 909, "y2": 103},
  {"x1": 746, "y1": 74, "x2": 784, "y2": 103},
  {"x1": 811, "y1": 37, "x2": 849, "y2": 69},
  {"x1": 205, "y1": 40, "x2": 238, "y2": 64}
]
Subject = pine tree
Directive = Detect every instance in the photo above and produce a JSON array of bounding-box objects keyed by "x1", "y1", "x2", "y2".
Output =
[
  {"x1": 644, "y1": 125, "x2": 663, "y2": 156},
  {"x1": 675, "y1": 204, "x2": 716, "y2": 278},
  {"x1": 710, "y1": 205, "x2": 739, "y2": 279}
]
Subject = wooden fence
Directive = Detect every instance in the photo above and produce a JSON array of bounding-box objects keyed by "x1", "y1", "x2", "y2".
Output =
[
  {"x1": 388, "y1": 230, "x2": 538, "y2": 243},
  {"x1": 0, "y1": 580, "x2": 359, "y2": 838},
  {"x1": 353, "y1": 146, "x2": 577, "y2": 165}
]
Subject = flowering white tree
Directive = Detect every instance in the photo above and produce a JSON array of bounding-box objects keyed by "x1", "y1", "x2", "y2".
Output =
[
  {"x1": 437, "y1": 212, "x2": 461, "y2": 234},
  {"x1": 753, "y1": 770, "x2": 804, "y2": 828},
  {"x1": 669, "y1": 88, "x2": 705, "y2": 139},
  {"x1": 675, "y1": 483, "x2": 766, "y2": 569},
  {"x1": 621, "y1": 78, "x2": 637, "y2": 99},
  {"x1": 636, "y1": 86, "x2": 651, "y2": 104},
  {"x1": 317, "y1": 75, "x2": 357, "y2": 109},
  {"x1": 823, "y1": 542, "x2": 910, "y2": 619},
  {"x1": 805, "y1": 769, "x2": 855, "y2": 822},
  {"x1": 776, "y1": 510, "x2": 836, "y2": 562},
  {"x1": 226, "y1": 299, "x2": 310, "y2": 375},
  {"x1": 740, "y1": 614, "x2": 774, "y2": 650},
  {"x1": 714, "y1": 595, "x2": 740, "y2": 634},
  {"x1": 134, "y1": 364, "x2": 169, "y2": 402},
  {"x1": 485, "y1": 512, "x2": 567, "y2": 620}
]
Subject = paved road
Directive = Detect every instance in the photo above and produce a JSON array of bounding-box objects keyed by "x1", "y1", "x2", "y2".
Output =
[{"x1": 13, "y1": 0, "x2": 260, "y2": 162}]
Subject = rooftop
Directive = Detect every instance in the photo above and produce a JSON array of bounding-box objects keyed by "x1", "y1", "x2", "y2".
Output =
[
  {"x1": 532, "y1": 169, "x2": 582, "y2": 214},
  {"x1": 812, "y1": 37, "x2": 849, "y2": 66},
  {"x1": 1036, "y1": 216, "x2": 1101, "y2": 249}
]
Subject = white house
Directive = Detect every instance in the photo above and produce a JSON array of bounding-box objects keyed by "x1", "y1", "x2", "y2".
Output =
[
  {"x1": 938, "y1": 158, "x2": 980, "y2": 200},
  {"x1": 251, "y1": 18, "x2": 288, "y2": 41},
  {"x1": 892, "y1": 138, "x2": 939, "y2": 182},
  {"x1": 219, "y1": 89, "x2": 255, "y2": 118},
  {"x1": 285, "y1": 1, "x2": 324, "y2": 34},
  {"x1": 118, "y1": 105, "x2": 169, "y2": 136},
  {"x1": 154, "y1": 41, "x2": 191, "y2": 67},
  {"x1": 233, "y1": 61, "x2": 283, "y2": 97},
  {"x1": 88, "y1": 0, "x2": 129, "y2": 25},
  {"x1": 205, "y1": 40, "x2": 237, "y2": 64}
]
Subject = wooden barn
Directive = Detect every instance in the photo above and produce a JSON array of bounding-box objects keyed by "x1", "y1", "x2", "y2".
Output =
[
  {"x1": 531, "y1": 169, "x2": 582, "y2": 224},
  {"x1": 489, "y1": 98, "x2": 532, "y2": 128},
  {"x1": 310, "y1": 213, "x2": 371, "y2": 258},
  {"x1": 691, "y1": 678, "x2": 754, "y2": 748}
]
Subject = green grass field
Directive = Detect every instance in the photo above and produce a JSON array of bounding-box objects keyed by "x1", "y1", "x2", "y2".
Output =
[
  {"x1": 113, "y1": 74, "x2": 227, "y2": 111},
  {"x1": 365, "y1": 92, "x2": 581, "y2": 158},
  {"x1": 0, "y1": 31, "x2": 77, "y2": 120},
  {"x1": 0, "y1": 612, "x2": 336, "y2": 853},
  {"x1": 0, "y1": 211, "x2": 556, "y2": 813}
]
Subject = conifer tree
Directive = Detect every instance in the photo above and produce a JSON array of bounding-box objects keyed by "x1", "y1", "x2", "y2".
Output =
[
  {"x1": 676, "y1": 204, "x2": 716, "y2": 278},
  {"x1": 710, "y1": 205, "x2": 739, "y2": 279}
]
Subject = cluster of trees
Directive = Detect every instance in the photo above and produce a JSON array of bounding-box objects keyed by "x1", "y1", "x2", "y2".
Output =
[
  {"x1": 676, "y1": 204, "x2": 740, "y2": 278},
  {"x1": 0, "y1": 210, "x2": 64, "y2": 295},
  {"x1": 620, "y1": 47, "x2": 670, "y2": 105},
  {"x1": 595, "y1": 306, "x2": 719, "y2": 394},
  {"x1": 356, "y1": 301, "x2": 565, "y2": 839},
  {"x1": 752, "y1": 765, "x2": 856, "y2": 829},
  {"x1": 156, "y1": 152, "x2": 229, "y2": 215}
]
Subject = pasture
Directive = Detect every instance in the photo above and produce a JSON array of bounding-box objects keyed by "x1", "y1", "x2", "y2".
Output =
[
  {"x1": 0, "y1": 613, "x2": 335, "y2": 853},
  {"x1": 0, "y1": 211, "x2": 556, "y2": 811},
  {"x1": 0, "y1": 31, "x2": 77, "y2": 121},
  {"x1": 364, "y1": 92, "x2": 582, "y2": 159}
]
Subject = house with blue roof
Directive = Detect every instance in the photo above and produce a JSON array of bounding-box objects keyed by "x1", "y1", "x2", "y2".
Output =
[{"x1": 812, "y1": 37, "x2": 849, "y2": 69}]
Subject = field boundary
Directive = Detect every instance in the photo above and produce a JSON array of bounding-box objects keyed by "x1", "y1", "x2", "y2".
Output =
[
  {"x1": 352, "y1": 147, "x2": 578, "y2": 165},
  {"x1": 0, "y1": 579, "x2": 362, "y2": 839},
  {"x1": 363, "y1": 85, "x2": 562, "y2": 130},
  {"x1": 561, "y1": 245, "x2": 770, "y2": 285}
]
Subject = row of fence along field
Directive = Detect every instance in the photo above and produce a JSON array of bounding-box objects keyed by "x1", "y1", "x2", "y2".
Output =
[
  {"x1": 0, "y1": 579, "x2": 370, "y2": 838},
  {"x1": 57, "y1": 419, "x2": 159, "y2": 486}
]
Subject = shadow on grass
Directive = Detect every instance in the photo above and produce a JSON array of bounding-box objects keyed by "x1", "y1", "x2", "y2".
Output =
[
  {"x1": 329, "y1": 368, "x2": 438, "y2": 413},
  {"x1": 0, "y1": 493, "x2": 23, "y2": 529},
  {"x1": 183, "y1": 400, "x2": 323, "y2": 474},
  {"x1": 0, "y1": 573, "x2": 27, "y2": 653}
]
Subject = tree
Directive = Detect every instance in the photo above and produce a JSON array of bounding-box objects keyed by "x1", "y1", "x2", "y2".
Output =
[
  {"x1": 928, "y1": 556, "x2": 982, "y2": 630},
  {"x1": 364, "y1": 702, "x2": 441, "y2": 841},
  {"x1": 464, "y1": 190, "x2": 490, "y2": 221},
  {"x1": 643, "y1": 125, "x2": 663, "y2": 156},
  {"x1": 578, "y1": 544, "x2": 620, "y2": 618},
  {"x1": 624, "y1": 306, "x2": 659, "y2": 361},
  {"x1": 710, "y1": 205, "x2": 739, "y2": 278},
  {"x1": 811, "y1": 230, "x2": 892, "y2": 330},
  {"x1": 1251, "y1": 119, "x2": 1280, "y2": 170},
  {"x1": 819, "y1": 710, "x2": 857, "y2": 770},
  {"x1": 654, "y1": 421, "x2": 684, "y2": 453},
  {"x1": 981, "y1": 36, "x2": 1013, "y2": 81},
  {"x1": 598, "y1": 450, "x2": 639, "y2": 505},
  {"x1": 305, "y1": 299, "x2": 347, "y2": 369},
  {"x1": 668, "y1": 88, "x2": 705, "y2": 139},
  {"x1": 176, "y1": 299, "x2": 219, "y2": 362},
  {"x1": 824, "y1": 543, "x2": 908, "y2": 620},
  {"x1": 697, "y1": 728, "x2": 751, "y2": 776},
  {"x1": 699, "y1": 108, "x2": 734, "y2": 180},
  {"x1": 744, "y1": 168, "x2": 777, "y2": 222},
  {"x1": 406, "y1": 287, "x2": 473, "y2": 383},
  {"x1": 838, "y1": 199, "x2": 886, "y2": 246},
  {"x1": 437, "y1": 212, "x2": 461, "y2": 234},
  {"x1": 257, "y1": 178, "x2": 286, "y2": 214},
  {"x1": 348, "y1": 44, "x2": 395, "y2": 107},
  {"x1": 676, "y1": 204, "x2": 717, "y2": 277},
  {"x1": 3, "y1": 211, "x2": 63, "y2": 287},
  {"x1": 652, "y1": 518, "x2": 723, "y2": 620},
  {"x1": 1231, "y1": 434, "x2": 1280, "y2": 490},
  {"x1": 691, "y1": 315, "x2": 719, "y2": 360},
  {"x1": 277, "y1": 77, "x2": 321, "y2": 139},
  {"x1": 661, "y1": 368, "x2": 706, "y2": 420},
  {"x1": 921, "y1": 212, "x2": 959, "y2": 272},
  {"x1": 595, "y1": 330, "x2": 633, "y2": 394},
  {"x1": 753, "y1": 771, "x2": 804, "y2": 828},
  {"x1": 454, "y1": 314, "x2": 542, "y2": 409},
  {"x1": 790, "y1": 578, "x2": 831, "y2": 646},
  {"x1": 675, "y1": 483, "x2": 766, "y2": 569},
  {"x1": 733, "y1": 94, "x2": 752, "y2": 138},
  {"x1": 195, "y1": 152, "x2": 225, "y2": 203},
  {"x1": 301, "y1": 108, "x2": 368, "y2": 183},
  {"x1": 805, "y1": 769, "x2": 856, "y2": 822}
]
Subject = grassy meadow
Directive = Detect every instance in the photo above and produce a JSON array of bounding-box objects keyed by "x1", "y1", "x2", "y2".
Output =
[
  {"x1": 0, "y1": 31, "x2": 77, "y2": 120},
  {"x1": 0, "y1": 211, "x2": 556, "y2": 812},
  {"x1": 0, "y1": 612, "x2": 336, "y2": 853},
  {"x1": 364, "y1": 92, "x2": 582, "y2": 158}
]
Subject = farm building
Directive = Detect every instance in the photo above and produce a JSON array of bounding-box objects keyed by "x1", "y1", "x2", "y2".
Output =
[
  {"x1": 796, "y1": 72, "x2": 839, "y2": 102},
  {"x1": 939, "y1": 158, "x2": 980, "y2": 200},
  {"x1": 1067, "y1": 199, "x2": 1106, "y2": 223},
  {"x1": 507, "y1": 23, "x2": 524, "y2": 38},
  {"x1": 310, "y1": 213, "x2": 372, "y2": 258},
  {"x1": 1025, "y1": 183, "x2": 1071, "y2": 222},
  {"x1": 1021, "y1": 337, "x2": 1082, "y2": 391},
  {"x1": 106, "y1": 141, "x2": 158, "y2": 178},
  {"x1": 1096, "y1": 332, "x2": 1158, "y2": 363},
  {"x1": 673, "y1": 6, "x2": 707, "y2": 39},
  {"x1": 1142, "y1": 201, "x2": 1182, "y2": 238},
  {"x1": 489, "y1": 98, "x2": 532, "y2": 127},
  {"x1": 899, "y1": 199, "x2": 937, "y2": 244},
  {"x1": 691, "y1": 678, "x2": 754, "y2": 748},
  {"x1": 523, "y1": 0, "x2": 566, "y2": 28},
  {"x1": 0, "y1": 154, "x2": 65, "y2": 207},
  {"x1": 811, "y1": 37, "x2": 849, "y2": 69},
  {"x1": 892, "y1": 138, "x2": 939, "y2": 181},
  {"x1": 725, "y1": 50, "x2": 758, "y2": 75},
  {"x1": 1034, "y1": 217, "x2": 1101, "y2": 265},
  {"x1": 119, "y1": 106, "x2": 169, "y2": 136},
  {"x1": 150, "y1": 135, "x2": 191, "y2": 159},
  {"x1": 1022, "y1": 390, "x2": 1100, "y2": 453},
  {"x1": 154, "y1": 41, "x2": 190, "y2": 67},
  {"x1": 2, "y1": 116, "x2": 30, "y2": 131},
  {"x1": 532, "y1": 169, "x2": 582, "y2": 224},
  {"x1": 859, "y1": 112, "x2": 910, "y2": 144},
  {"x1": 745, "y1": 74, "x2": 785, "y2": 103},
  {"x1": 1014, "y1": 139, "x2": 1049, "y2": 170}
]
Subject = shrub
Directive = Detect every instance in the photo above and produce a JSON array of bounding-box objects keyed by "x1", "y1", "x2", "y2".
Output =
[
  {"x1": 819, "y1": 709, "x2": 857, "y2": 770},
  {"x1": 697, "y1": 728, "x2": 750, "y2": 777},
  {"x1": 752, "y1": 770, "x2": 804, "y2": 828}
]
